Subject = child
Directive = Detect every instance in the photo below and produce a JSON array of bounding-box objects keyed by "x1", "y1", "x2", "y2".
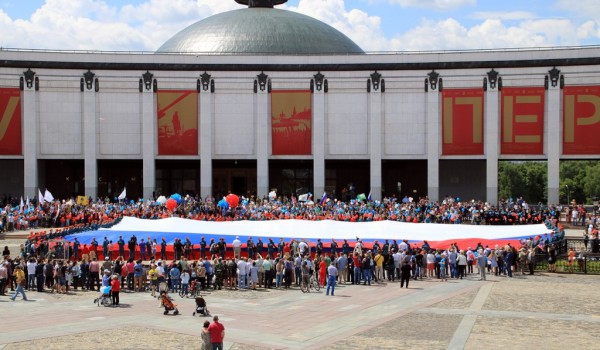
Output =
[{"x1": 110, "y1": 275, "x2": 120, "y2": 306}]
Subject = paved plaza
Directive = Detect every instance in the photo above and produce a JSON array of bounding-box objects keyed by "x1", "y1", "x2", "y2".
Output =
[{"x1": 1, "y1": 265, "x2": 599, "y2": 350}]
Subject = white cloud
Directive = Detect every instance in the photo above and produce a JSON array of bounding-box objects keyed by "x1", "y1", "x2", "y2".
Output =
[
  {"x1": 556, "y1": 0, "x2": 600, "y2": 20},
  {"x1": 0, "y1": 0, "x2": 237, "y2": 51},
  {"x1": 286, "y1": 0, "x2": 388, "y2": 51},
  {"x1": 393, "y1": 18, "x2": 582, "y2": 51},
  {"x1": 471, "y1": 11, "x2": 535, "y2": 21},
  {"x1": 386, "y1": 0, "x2": 476, "y2": 10},
  {"x1": 0, "y1": 0, "x2": 597, "y2": 53}
]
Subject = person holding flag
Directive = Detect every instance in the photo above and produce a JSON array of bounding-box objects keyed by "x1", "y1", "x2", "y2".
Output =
[{"x1": 321, "y1": 192, "x2": 327, "y2": 205}]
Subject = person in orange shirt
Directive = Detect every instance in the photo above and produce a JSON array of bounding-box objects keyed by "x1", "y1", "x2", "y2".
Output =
[
  {"x1": 567, "y1": 248, "x2": 576, "y2": 273},
  {"x1": 318, "y1": 258, "x2": 327, "y2": 287}
]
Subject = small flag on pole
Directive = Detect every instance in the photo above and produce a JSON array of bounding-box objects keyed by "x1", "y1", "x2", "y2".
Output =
[
  {"x1": 321, "y1": 192, "x2": 327, "y2": 205},
  {"x1": 118, "y1": 188, "x2": 127, "y2": 200},
  {"x1": 367, "y1": 192, "x2": 372, "y2": 202},
  {"x1": 44, "y1": 189, "x2": 54, "y2": 203},
  {"x1": 39, "y1": 189, "x2": 44, "y2": 204}
]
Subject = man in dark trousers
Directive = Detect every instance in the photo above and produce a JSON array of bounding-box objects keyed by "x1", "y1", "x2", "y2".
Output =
[{"x1": 400, "y1": 260, "x2": 412, "y2": 288}]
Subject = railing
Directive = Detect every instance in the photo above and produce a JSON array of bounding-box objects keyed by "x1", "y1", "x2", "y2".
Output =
[{"x1": 533, "y1": 238, "x2": 600, "y2": 274}]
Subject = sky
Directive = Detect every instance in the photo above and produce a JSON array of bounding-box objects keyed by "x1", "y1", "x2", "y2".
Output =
[{"x1": 0, "y1": 0, "x2": 599, "y2": 52}]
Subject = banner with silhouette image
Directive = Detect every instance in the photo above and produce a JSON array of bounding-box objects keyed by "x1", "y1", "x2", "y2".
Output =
[
  {"x1": 157, "y1": 90, "x2": 198, "y2": 155},
  {"x1": 271, "y1": 90, "x2": 312, "y2": 155},
  {"x1": 0, "y1": 88, "x2": 22, "y2": 155}
]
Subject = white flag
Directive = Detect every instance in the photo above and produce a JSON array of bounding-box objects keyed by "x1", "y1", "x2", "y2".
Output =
[
  {"x1": 298, "y1": 194, "x2": 308, "y2": 202},
  {"x1": 39, "y1": 189, "x2": 44, "y2": 204},
  {"x1": 118, "y1": 188, "x2": 127, "y2": 200},
  {"x1": 44, "y1": 189, "x2": 54, "y2": 203},
  {"x1": 19, "y1": 196, "x2": 24, "y2": 213}
]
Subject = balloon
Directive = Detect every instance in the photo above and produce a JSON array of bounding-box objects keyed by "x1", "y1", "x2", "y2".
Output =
[
  {"x1": 165, "y1": 198, "x2": 177, "y2": 211},
  {"x1": 156, "y1": 196, "x2": 167, "y2": 204},
  {"x1": 170, "y1": 193, "x2": 182, "y2": 204},
  {"x1": 217, "y1": 198, "x2": 229, "y2": 209},
  {"x1": 226, "y1": 193, "x2": 240, "y2": 208}
]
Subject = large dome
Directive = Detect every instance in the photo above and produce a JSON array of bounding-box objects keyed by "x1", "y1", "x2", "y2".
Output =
[{"x1": 156, "y1": 8, "x2": 364, "y2": 55}]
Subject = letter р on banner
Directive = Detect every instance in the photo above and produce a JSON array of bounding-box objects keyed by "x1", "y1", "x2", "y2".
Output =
[
  {"x1": 442, "y1": 88, "x2": 484, "y2": 155},
  {"x1": 0, "y1": 88, "x2": 22, "y2": 155},
  {"x1": 564, "y1": 86, "x2": 600, "y2": 155},
  {"x1": 501, "y1": 87, "x2": 545, "y2": 155},
  {"x1": 271, "y1": 90, "x2": 312, "y2": 155}
]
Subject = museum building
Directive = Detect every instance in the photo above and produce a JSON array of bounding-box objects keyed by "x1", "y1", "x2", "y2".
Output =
[{"x1": 1, "y1": 0, "x2": 600, "y2": 204}]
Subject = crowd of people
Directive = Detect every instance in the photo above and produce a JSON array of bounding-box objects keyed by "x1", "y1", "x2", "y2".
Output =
[
  {"x1": 0, "y1": 194, "x2": 561, "y2": 235},
  {"x1": 1, "y1": 217, "x2": 567, "y2": 301}
]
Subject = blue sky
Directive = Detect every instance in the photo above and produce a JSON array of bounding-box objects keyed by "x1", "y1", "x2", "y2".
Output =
[{"x1": 0, "y1": 0, "x2": 598, "y2": 51}]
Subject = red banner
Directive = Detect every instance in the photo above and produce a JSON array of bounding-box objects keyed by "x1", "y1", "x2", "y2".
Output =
[
  {"x1": 271, "y1": 90, "x2": 312, "y2": 155},
  {"x1": 0, "y1": 88, "x2": 22, "y2": 155},
  {"x1": 501, "y1": 87, "x2": 545, "y2": 155},
  {"x1": 564, "y1": 86, "x2": 600, "y2": 155},
  {"x1": 157, "y1": 90, "x2": 198, "y2": 155},
  {"x1": 442, "y1": 89, "x2": 484, "y2": 155}
]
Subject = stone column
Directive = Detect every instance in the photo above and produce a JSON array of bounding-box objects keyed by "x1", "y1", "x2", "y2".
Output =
[
  {"x1": 22, "y1": 69, "x2": 38, "y2": 199},
  {"x1": 82, "y1": 71, "x2": 97, "y2": 199},
  {"x1": 547, "y1": 69, "x2": 562, "y2": 205},
  {"x1": 485, "y1": 71, "x2": 500, "y2": 205},
  {"x1": 312, "y1": 73, "x2": 326, "y2": 198},
  {"x1": 199, "y1": 73, "x2": 213, "y2": 199},
  {"x1": 426, "y1": 72, "x2": 441, "y2": 202},
  {"x1": 141, "y1": 72, "x2": 156, "y2": 200},
  {"x1": 256, "y1": 73, "x2": 270, "y2": 198},
  {"x1": 369, "y1": 72, "x2": 383, "y2": 201}
]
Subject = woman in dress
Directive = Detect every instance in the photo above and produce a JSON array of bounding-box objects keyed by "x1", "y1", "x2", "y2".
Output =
[
  {"x1": 489, "y1": 250, "x2": 498, "y2": 275},
  {"x1": 318, "y1": 257, "x2": 327, "y2": 287},
  {"x1": 201, "y1": 320, "x2": 211, "y2": 350}
]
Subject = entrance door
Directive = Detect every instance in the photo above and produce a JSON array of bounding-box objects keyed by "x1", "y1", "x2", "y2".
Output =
[{"x1": 232, "y1": 176, "x2": 246, "y2": 195}]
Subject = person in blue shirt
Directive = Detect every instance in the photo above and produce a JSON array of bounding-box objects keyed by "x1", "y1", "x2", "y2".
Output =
[{"x1": 169, "y1": 265, "x2": 181, "y2": 292}]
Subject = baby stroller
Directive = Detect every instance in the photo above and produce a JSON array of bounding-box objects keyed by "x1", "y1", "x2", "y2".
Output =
[
  {"x1": 94, "y1": 285, "x2": 112, "y2": 307},
  {"x1": 160, "y1": 291, "x2": 179, "y2": 315},
  {"x1": 192, "y1": 296, "x2": 210, "y2": 317}
]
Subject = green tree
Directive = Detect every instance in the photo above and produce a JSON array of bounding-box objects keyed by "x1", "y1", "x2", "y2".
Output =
[
  {"x1": 498, "y1": 161, "x2": 547, "y2": 204},
  {"x1": 560, "y1": 160, "x2": 598, "y2": 204}
]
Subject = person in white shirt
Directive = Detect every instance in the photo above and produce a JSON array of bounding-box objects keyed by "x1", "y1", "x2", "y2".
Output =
[
  {"x1": 392, "y1": 251, "x2": 401, "y2": 279},
  {"x1": 180, "y1": 269, "x2": 190, "y2": 295},
  {"x1": 326, "y1": 261, "x2": 338, "y2": 296},
  {"x1": 27, "y1": 258, "x2": 37, "y2": 290},
  {"x1": 232, "y1": 236, "x2": 242, "y2": 259},
  {"x1": 237, "y1": 258, "x2": 247, "y2": 289}
]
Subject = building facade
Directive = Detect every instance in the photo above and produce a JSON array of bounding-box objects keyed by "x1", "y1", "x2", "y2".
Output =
[{"x1": 1, "y1": 5, "x2": 600, "y2": 204}]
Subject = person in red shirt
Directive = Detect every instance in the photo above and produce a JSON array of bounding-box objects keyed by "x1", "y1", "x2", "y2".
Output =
[
  {"x1": 207, "y1": 315, "x2": 225, "y2": 350},
  {"x1": 110, "y1": 275, "x2": 120, "y2": 306}
]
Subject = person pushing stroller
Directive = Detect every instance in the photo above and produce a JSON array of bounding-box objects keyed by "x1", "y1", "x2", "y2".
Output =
[{"x1": 193, "y1": 295, "x2": 210, "y2": 317}]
